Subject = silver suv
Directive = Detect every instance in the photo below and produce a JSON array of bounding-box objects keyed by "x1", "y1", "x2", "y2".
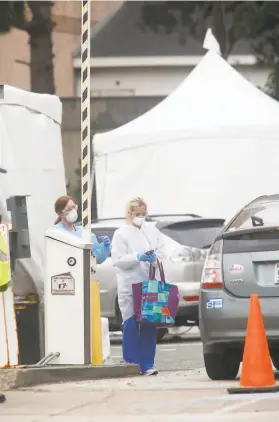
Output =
[
  {"x1": 200, "y1": 195, "x2": 279, "y2": 380},
  {"x1": 89, "y1": 214, "x2": 224, "y2": 341}
]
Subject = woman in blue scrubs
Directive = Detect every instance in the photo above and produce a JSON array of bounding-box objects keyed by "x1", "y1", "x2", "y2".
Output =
[{"x1": 54, "y1": 195, "x2": 111, "y2": 263}]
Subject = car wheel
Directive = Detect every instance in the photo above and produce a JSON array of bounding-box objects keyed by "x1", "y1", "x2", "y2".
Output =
[
  {"x1": 271, "y1": 351, "x2": 279, "y2": 370},
  {"x1": 203, "y1": 350, "x2": 240, "y2": 380},
  {"x1": 157, "y1": 328, "x2": 167, "y2": 343}
]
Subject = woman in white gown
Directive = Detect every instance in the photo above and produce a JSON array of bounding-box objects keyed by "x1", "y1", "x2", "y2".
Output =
[{"x1": 111, "y1": 197, "x2": 166, "y2": 375}]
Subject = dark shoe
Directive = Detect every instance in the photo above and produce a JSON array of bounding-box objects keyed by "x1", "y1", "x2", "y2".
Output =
[{"x1": 0, "y1": 392, "x2": 6, "y2": 403}]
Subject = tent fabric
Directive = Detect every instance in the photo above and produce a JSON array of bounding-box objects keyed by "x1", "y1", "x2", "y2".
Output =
[
  {"x1": 94, "y1": 51, "x2": 279, "y2": 155},
  {"x1": 94, "y1": 48, "x2": 279, "y2": 221},
  {"x1": 0, "y1": 85, "x2": 66, "y2": 301},
  {"x1": 0, "y1": 85, "x2": 62, "y2": 124}
]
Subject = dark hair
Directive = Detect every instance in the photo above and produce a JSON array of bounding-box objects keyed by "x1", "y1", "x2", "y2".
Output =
[{"x1": 54, "y1": 195, "x2": 73, "y2": 224}]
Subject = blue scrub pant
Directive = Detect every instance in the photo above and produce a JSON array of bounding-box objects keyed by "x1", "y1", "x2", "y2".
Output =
[{"x1": 122, "y1": 315, "x2": 157, "y2": 373}]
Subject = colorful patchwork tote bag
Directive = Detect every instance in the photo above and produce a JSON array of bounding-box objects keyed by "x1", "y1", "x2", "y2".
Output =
[{"x1": 132, "y1": 260, "x2": 179, "y2": 327}]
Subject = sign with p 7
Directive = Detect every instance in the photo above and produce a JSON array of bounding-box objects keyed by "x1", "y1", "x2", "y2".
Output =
[{"x1": 51, "y1": 272, "x2": 75, "y2": 295}]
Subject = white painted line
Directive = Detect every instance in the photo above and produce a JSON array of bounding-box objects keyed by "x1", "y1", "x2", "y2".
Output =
[
  {"x1": 170, "y1": 342, "x2": 201, "y2": 347},
  {"x1": 160, "y1": 348, "x2": 177, "y2": 352},
  {"x1": 213, "y1": 398, "x2": 261, "y2": 414},
  {"x1": 112, "y1": 341, "x2": 201, "y2": 347},
  {"x1": 174, "y1": 398, "x2": 263, "y2": 420}
]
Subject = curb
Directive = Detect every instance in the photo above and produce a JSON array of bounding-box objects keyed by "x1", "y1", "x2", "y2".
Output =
[{"x1": 0, "y1": 364, "x2": 139, "y2": 390}]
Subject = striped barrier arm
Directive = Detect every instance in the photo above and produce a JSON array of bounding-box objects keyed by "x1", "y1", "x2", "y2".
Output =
[{"x1": 81, "y1": 0, "x2": 91, "y2": 239}]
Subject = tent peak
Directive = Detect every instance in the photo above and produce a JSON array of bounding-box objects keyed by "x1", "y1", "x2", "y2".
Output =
[{"x1": 203, "y1": 28, "x2": 221, "y2": 55}]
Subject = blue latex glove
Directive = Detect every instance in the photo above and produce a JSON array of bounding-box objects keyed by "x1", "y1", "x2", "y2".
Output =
[
  {"x1": 148, "y1": 252, "x2": 157, "y2": 262},
  {"x1": 99, "y1": 236, "x2": 110, "y2": 246},
  {"x1": 137, "y1": 252, "x2": 150, "y2": 262}
]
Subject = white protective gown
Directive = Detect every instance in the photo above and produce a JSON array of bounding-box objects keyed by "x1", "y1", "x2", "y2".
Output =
[{"x1": 111, "y1": 223, "x2": 166, "y2": 322}]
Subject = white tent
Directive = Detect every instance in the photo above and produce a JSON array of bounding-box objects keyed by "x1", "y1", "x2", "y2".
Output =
[
  {"x1": 0, "y1": 85, "x2": 66, "y2": 300},
  {"x1": 94, "y1": 31, "x2": 279, "y2": 221}
]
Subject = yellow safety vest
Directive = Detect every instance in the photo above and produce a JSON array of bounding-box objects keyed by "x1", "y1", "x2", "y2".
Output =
[{"x1": 0, "y1": 233, "x2": 10, "y2": 292}]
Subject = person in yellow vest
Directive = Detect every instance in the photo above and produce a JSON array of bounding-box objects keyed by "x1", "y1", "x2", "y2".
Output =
[
  {"x1": 0, "y1": 231, "x2": 9, "y2": 402},
  {"x1": 0, "y1": 231, "x2": 10, "y2": 293}
]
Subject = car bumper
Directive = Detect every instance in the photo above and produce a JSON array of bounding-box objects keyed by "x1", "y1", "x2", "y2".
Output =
[
  {"x1": 199, "y1": 289, "x2": 279, "y2": 352},
  {"x1": 174, "y1": 281, "x2": 200, "y2": 321}
]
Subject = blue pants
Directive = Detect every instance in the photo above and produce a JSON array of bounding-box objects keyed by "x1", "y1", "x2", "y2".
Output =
[{"x1": 122, "y1": 315, "x2": 157, "y2": 373}]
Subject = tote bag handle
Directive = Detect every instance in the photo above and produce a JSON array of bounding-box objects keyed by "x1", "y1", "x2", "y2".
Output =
[{"x1": 149, "y1": 259, "x2": 166, "y2": 282}]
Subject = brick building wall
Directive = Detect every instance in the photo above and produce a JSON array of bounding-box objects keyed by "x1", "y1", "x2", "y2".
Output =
[{"x1": 0, "y1": 1, "x2": 120, "y2": 96}]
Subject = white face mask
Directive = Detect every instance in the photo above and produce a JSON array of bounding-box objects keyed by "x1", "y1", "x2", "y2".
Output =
[
  {"x1": 133, "y1": 216, "x2": 145, "y2": 227},
  {"x1": 65, "y1": 209, "x2": 78, "y2": 223}
]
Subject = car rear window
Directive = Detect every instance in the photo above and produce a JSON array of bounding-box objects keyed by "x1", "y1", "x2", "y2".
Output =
[
  {"x1": 90, "y1": 220, "x2": 224, "y2": 250},
  {"x1": 227, "y1": 201, "x2": 279, "y2": 231},
  {"x1": 156, "y1": 220, "x2": 224, "y2": 249}
]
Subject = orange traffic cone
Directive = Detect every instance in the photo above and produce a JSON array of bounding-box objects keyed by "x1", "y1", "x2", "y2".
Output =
[{"x1": 228, "y1": 294, "x2": 279, "y2": 394}]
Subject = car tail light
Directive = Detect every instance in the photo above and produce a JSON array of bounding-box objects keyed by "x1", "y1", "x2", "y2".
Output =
[
  {"x1": 201, "y1": 239, "x2": 223, "y2": 289},
  {"x1": 183, "y1": 295, "x2": 199, "y2": 302}
]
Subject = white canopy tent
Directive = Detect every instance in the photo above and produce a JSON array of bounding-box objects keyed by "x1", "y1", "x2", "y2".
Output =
[
  {"x1": 94, "y1": 30, "x2": 279, "y2": 221},
  {"x1": 0, "y1": 84, "x2": 66, "y2": 300}
]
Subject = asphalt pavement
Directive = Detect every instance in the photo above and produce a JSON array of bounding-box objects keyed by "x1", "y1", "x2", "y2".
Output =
[{"x1": 2, "y1": 328, "x2": 279, "y2": 421}]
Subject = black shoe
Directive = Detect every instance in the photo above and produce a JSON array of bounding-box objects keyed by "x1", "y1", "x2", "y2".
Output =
[{"x1": 0, "y1": 392, "x2": 6, "y2": 403}]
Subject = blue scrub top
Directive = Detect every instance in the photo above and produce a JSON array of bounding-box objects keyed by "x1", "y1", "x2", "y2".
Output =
[{"x1": 55, "y1": 221, "x2": 111, "y2": 264}]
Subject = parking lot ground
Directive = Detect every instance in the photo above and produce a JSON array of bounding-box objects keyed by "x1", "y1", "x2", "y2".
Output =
[
  {"x1": 2, "y1": 368, "x2": 279, "y2": 421},
  {"x1": 2, "y1": 330, "x2": 279, "y2": 422}
]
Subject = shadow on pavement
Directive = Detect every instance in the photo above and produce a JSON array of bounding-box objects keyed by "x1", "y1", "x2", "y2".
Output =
[{"x1": 160, "y1": 336, "x2": 200, "y2": 344}]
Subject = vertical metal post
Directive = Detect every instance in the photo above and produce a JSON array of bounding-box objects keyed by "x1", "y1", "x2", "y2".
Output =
[
  {"x1": 81, "y1": 0, "x2": 103, "y2": 366},
  {"x1": 81, "y1": 0, "x2": 91, "y2": 243}
]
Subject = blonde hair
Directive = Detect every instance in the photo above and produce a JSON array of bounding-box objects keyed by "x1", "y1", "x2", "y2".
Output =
[{"x1": 125, "y1": 197, "x2": 147, "y2": 218}]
